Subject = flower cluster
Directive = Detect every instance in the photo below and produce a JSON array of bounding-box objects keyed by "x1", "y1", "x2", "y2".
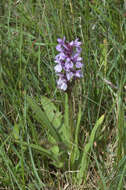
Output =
[{"x1": 54, "y1": 37, "x2": 83, "y2": 91}]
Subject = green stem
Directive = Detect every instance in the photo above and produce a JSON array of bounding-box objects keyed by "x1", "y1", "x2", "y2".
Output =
[{"x1": 67, "y1": 88, "x2": 74, "y2": 143}]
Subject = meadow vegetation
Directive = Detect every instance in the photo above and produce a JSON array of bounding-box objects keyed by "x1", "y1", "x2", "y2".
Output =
[{"x1": 0, "y1": 0, "x2": 126, "y2": 189}]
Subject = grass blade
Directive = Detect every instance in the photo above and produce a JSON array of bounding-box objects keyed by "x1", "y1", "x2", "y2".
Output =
[{"x1": 77, "y1": 114, "x2": 105, "y2": 184}]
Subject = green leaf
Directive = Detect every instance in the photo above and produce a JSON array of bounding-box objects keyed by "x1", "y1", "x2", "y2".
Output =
[
  {"x1": 41, "y1": 96, "x2": 63, "y2": 134},
  {"x1": 41, "y1": 95, "x2": 70, "y2": 147},
  {"x1": 27, "y1": 96, "x2": 61, "y2": 142},
  {"x1": 15, "y1": 140, "x2": 63, "y2": 168},
  {"x1": 12, "y1": 124, "x2": 20, "y2": 140},
  {"x1": 77, "y1": 114, "x2": 105, "y2": 184},
  {"x1": 41, "y1": 96, "x2": 64, "y2": 156},
  {"x1": 15, "y1": 140, "x2": 57, "y2": 161},
  {"x1": 48, "y1": 135, "x2": 59, "y2": 157},
  {"x1": 27, "y1": 96, "x2": 66, "y2": 167}
]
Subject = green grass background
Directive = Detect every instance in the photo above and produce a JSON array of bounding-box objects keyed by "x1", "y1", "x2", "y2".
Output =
[{"x1": 0, "y1": 0, "x2": 126, "y2": 189}]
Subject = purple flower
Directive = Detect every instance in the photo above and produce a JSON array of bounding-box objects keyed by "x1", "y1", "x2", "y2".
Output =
[
  {"x1": 57, "y1": 36, "x2": 65, "y2": 45},
  {"x1": 54, "y1": 63, "x2": 62, "y2": 72},
  {"x1": 57, "y1": 77, "x2": 67, "y2": 91},
  {"x1": 75, "y1": 70, "x2": 83, "y2": 78},
  {"x1": 55, "y1": 52, "x2": 66, "y2": 61},
  {"x1": 76, "y1": 47, "x2": 82, "y2": 53},
  {"x1": 66, "y1": 72, "x2": 74, "y2": 81},
  {"x1": 76, "y1": 62, "x2": 83, "y2": 68},
  {"x1": 74, "y1": 38, "x2": 82, "y2": 47},
  {"x1": 65, "y1": 59, "x2": 73, "y2": 71},
  {"x1": 56, "y1": 44, "x2": 63, "y2": 52},
  {"x1": 54, "y1": 37, "x2": 83, "y2": 91}
]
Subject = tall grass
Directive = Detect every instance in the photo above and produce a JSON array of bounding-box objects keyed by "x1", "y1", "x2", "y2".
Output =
[{"x1": 0, "y1": 0, "x2": 126, "y2": 189}]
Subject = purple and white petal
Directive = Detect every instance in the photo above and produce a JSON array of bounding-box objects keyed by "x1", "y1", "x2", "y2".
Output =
[
  {"x1": 66, "y1": 72, "x2": 74, "y2": 81},
  {"x1": 69, "y1": 41, "x2": 74, "y2": 46},
  {"x1": 76, "y1": 62, "x2": 83, "y2": 68},
  {"x1": 60, "y1": 82, "x2": 67, "y2": 91},
  {"x1": 56, "y1": 44, "x2": 63, "y2": 52},
  {"x1": 55, "y1": 52, "x2": 66, "y2": 61},
  {"x1": 57, "y1": 36, "x2": 65, "y2": 45},
  {"x1": 66, "y1": 57, "x2": 71, "y2": 62},
  {"x1": 77, "y1": 57, "x2": 82, "y2": 62},
  {"x1": 74, "y1": 39, "x2": 82, "y2": 47},
  {"x1": 54, "y1": 64, "x2": 62, "y2": 72},
  {"x1": 76, "y1": 47, "x2": 82, "y2": 53},
  {"x1": 65, "y1": 61, "x2": 73, "y2": 71},
  {"x1": 72, "y1": 54, "x2": 82, "y2": 62},
  {"x1": 75, "y1": 70, "x2": 83, "y2": 78},
  {"x1": 57, "y1": 77, "x2": 67, "y2": 91}
]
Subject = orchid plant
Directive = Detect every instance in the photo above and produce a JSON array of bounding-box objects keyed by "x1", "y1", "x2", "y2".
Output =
[{"x1": 53, "y1": 37, "x2": 83, "y2": 167}]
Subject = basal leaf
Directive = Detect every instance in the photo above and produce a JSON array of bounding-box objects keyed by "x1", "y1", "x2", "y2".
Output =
[{"x1": 27, "y1": 96, "x2": 61, "y2": 142}]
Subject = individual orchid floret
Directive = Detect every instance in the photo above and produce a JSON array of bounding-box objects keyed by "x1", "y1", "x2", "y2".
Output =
[
  {"x1": 57, "y1": 36, "x2": 66, "y2": 45},
  {"x1": 57, "y1": 76, "x2": 67, "y2": 91},
  {"x1": 54, "y1": 37, "x2": 84, "y2": 91},
  {"x1": 74, "y1": 38, "x2": 82, "y2": 47},
  {"x1": 54, "y1": 63, "x2": 62, "y2": 72}
]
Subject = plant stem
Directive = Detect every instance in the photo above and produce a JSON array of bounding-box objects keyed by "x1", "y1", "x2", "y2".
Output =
[{"x1": 67, "y1": 87, "x2": 74, "y2": 143}]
